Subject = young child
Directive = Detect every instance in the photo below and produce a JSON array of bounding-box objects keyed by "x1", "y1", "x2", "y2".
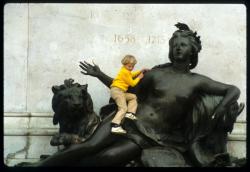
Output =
[{"x1": 110, "y1": 54, "x2": 147, "y2": 134}]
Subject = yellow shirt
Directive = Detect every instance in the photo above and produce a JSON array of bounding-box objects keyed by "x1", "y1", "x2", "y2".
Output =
[{"x1": 111, "y1": 66, "x2": 141, "y2": 91}]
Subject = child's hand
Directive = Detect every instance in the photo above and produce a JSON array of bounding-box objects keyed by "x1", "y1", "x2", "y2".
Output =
[
  {"x1": 138, "y1": 73, "x2": 144, "y2": 79},
  {"x1": 141, "y1": 68, "x2": 150, "y2": 73}
]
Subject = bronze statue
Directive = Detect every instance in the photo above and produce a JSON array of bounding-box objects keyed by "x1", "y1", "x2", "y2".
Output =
[
  {"x1": 22, "y1": 23, "x2": 244, "y2": 167},
  {"x1": 50, "y1": 79, "x2": 101, "y2": 147}
]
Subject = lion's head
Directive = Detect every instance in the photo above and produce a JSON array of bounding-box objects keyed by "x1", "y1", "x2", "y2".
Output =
[{"x1": 50, "y1": 79, "x2": 100, "y2": 146}]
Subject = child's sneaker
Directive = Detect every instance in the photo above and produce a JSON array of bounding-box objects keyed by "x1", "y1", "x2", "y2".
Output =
[
  {"x1": 111, "y1": 125, "x2": 127, "y2": 134},
  {"x1": 125, "y1": 112, "x2": 137, "y2": 120}
]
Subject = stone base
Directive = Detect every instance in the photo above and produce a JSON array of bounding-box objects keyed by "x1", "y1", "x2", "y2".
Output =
[{"x1": 4, "y1": 116, "x2": 246, "y2": 167}]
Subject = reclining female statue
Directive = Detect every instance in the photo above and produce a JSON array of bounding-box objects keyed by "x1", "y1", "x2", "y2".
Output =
[{"x1": 34, "y1": 23, "x2": 244, "y2": 167}]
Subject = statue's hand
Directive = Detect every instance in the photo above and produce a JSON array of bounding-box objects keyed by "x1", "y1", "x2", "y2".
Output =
[
  {"x1": 211, "y1": 105, "x2": 227, "y2": 120},
  {"x1": 224, "y1": 102, "x2": 245, "y2": 132},
  {"x1": 79, "y1": 61, "x2": 101, "y2": 77}
]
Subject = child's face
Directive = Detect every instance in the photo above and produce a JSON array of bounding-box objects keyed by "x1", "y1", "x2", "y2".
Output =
[{"x1": 124, "y1": 63, "x2": 135, "y2": 71}]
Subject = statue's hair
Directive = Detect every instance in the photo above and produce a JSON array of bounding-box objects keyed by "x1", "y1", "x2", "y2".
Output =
[{"x1": 168, "y1": 23, "x2": 202, "y2": 69}]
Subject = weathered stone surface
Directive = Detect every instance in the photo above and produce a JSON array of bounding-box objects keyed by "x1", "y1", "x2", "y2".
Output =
[
  {"x1": 4, "y1": 158, "x2": 40, "y2": 167},
  {"x1": 228, "y1": 122, "x2": 246, "y2": 136},
  {"x1": 4, "y1": 116, "x2": 58, "y2": 129},
  {"x1": 227, "y1": 140, "x2": 246, "y2": 158},
  {"x1": 29, "y1": 117, "x2": 58, "y2": 129},
  {"x1": 27, "y1": 136, "x2": 58, "y2": 158},
  {"x1": 4, "y1": 136, "x2": 27, "y2": 160},
  {"x1": 4, "y1": 4, "x2": 28, "y2": 112},
  {"x1": 4, "y1": 116, "x2": 58, "y2": 135},
  {"x1": 4, "y1": 136, "x2": 58, "y2": 160},
  {"x1": 4, "y1": 117, "x2": 30, "y2": 129}
]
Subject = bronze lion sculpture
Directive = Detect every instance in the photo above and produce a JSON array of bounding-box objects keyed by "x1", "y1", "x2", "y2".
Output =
[{"x1": 50, "y1": 78, "x2": 101, "y2": 147}]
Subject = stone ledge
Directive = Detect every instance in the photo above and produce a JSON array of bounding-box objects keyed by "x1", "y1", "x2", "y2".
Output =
[
  {"x1": 4, "y1": 129, "x2": 58, "y2": 136},
  {"x1": 4, "y1": 112, "x2": 53, "y2": 117},
  {"x1": 4, "y1": 116, "x2": 59, "y2": 130},
  {"x1": 4, "y1": 158, "x2": 40, "y2": 167},
  {"x1": 228, "y1": 134, "x2": 246, "y2": 141}
]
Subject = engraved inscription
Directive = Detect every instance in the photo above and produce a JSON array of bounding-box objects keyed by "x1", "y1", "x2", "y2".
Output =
[
  {"x1": 114, "y1": 34, "x2": 167, "y2": 45},
  {"x1": 114, "y1": 34, "x2": 136, "y2": 44}
]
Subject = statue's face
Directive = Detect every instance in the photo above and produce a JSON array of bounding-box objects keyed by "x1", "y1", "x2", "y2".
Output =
[{"x1": 172, "y1": 36, "x2": 192, "y2": 62}]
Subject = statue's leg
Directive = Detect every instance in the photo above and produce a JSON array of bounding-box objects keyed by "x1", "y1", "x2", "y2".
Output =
[
  {"x1": 37, "y1": 114, "x2": 116, "y2": 166},
  {"x1": 78, "y1": 138, "x2": 142, "y2": 166}
]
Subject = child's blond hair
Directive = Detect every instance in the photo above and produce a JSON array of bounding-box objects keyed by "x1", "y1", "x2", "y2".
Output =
[{"x1": 121, "y1": 55, "x2": 137, "y2": 65}]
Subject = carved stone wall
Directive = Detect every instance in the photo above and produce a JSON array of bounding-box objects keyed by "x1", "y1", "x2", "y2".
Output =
[{"x1": 4, "y1": 3, "x2": 246, "y2": 166}]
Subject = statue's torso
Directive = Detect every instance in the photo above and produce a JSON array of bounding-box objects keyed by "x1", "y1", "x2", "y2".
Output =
[{"x1": 135, "y1": 67, "x2": 199, "y2": 148}]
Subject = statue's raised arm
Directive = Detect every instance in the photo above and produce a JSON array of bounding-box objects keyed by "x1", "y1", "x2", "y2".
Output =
[
  {"x1": 79, "y1": 60, "x2": 138, "y2": 94},
  {"x1": 79, "y1": 61, "x2": 113, "y2": 88}
]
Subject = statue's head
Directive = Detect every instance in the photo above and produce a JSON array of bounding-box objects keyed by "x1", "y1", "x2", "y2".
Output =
[
  {"x1": 50, "y1": 79, "x2": 100, "y2": 147},
  {"x1": 51, "y1": 79, "x2": 93, "y2": 126},
  {"x1": 168, "y1": 23, "x2": 202, "y2": 69}
]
